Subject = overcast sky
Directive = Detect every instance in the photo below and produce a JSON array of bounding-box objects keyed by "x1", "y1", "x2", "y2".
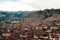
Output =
[{"x1": 0, "y1": 0, "x2": 60, "y2": 11}]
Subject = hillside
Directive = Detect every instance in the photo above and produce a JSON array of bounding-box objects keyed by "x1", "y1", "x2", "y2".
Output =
[{"x1": 0, "y1": 9, "x2": 60, "y2": 40}]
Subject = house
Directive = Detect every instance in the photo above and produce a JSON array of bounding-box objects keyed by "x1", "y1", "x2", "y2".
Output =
[{"x1": 55, "y1": 20, "x2": 60, "y2": 25}]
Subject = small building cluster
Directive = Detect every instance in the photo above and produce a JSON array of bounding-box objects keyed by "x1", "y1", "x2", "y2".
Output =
[{"x1": 0, "y1": 20, "x2": 60, "y2": 40}]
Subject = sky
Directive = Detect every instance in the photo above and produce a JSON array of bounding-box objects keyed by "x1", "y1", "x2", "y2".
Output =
[{"x1": 0, "y1": 0, "x2": 60, "y2": 11}]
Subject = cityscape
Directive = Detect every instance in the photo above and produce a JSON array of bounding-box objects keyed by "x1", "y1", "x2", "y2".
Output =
[{"x1": 0, "y1": 9, "x2": 60, "y2": 40}]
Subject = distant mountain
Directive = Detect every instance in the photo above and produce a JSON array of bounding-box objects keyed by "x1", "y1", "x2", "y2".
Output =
[
  {"x1": 0, "y1": 11, "x2": 26, "y2": 20},
  {"x1": 0, "y1": 9, "x2": 60, "y2": 21}
]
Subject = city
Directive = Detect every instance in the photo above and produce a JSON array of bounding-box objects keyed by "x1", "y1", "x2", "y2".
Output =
[{"x1": 0, "y1": 9, "x2": 60, "y2": 40}]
